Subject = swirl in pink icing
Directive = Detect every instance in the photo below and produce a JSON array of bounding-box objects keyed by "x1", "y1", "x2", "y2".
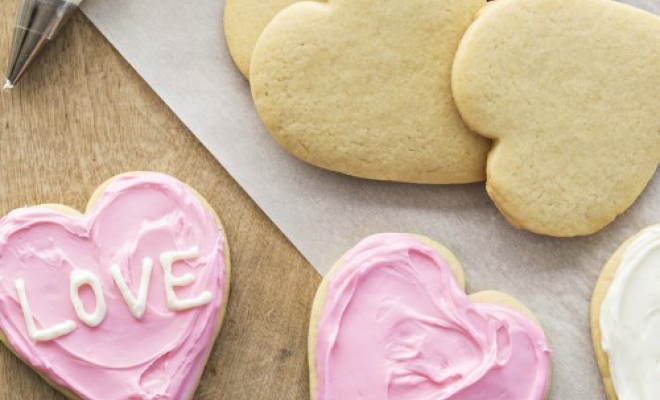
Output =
[
  {"x1": 0, "y1": 173, "x2": 227, "y2": 400},
  {"x1": 315, "y1": 233, "x2": 550, "y2": 400}
]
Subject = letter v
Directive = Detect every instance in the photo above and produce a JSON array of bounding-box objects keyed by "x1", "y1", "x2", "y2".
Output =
[{"x1": 110, "y1": 257, "x2": 153, "y2": 319}]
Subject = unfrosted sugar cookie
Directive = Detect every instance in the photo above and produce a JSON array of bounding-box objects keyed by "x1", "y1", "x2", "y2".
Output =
[
  {"x1": 452, "y1": 0, "x2": 660, "y2": 236},
  {"x1": 310, "y1": 233, "x2": 551, "y2": 400},
  {"x1": 592, "y1": 225, "x2": 660, "y2": 400},
  {"x1": 250, "y1": 0, "x2": 491, "y2": 184},
  {"x1": 0, "y1": 172, "x2": 230, "y2": 400},
  {"x1": 224, "y1": 0, "x2": 318, "y2": 77}
]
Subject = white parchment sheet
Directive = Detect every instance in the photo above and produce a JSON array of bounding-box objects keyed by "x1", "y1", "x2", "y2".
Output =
[{"x1": 79, "y1": 0, "x2": 659, "y2": 398}]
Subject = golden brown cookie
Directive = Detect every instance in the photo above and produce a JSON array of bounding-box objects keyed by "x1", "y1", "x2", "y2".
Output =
[
  {"x1": 250, "y1": 0, "x2": 491, "y2": 184},
  {"x1": 452, "y1": 0, "x2": 660, "y2": 236}
]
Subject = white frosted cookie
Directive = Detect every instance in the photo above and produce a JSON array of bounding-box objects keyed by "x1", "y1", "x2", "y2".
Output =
[
  {"x1": 250, "y1": 0, "x2": 491, "y2": 184},
  {"x1": 452, "y1": 0, "x2": 660, "y2": 236},
  {"x1": 310, "y1": 233, "x2": 551, "y2": 400},
  {"x1": 591, "y1": 225, "x2": 660, "y2": 400},
  {"x1": 0, "y1": 172, "x2": 230, "y2": 400},
  {"x1": 224, "y1": 0, "x2": 317, "y2": 77}
]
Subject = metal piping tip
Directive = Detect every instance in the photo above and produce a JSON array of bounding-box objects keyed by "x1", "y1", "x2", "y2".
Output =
[{"x1": 4, "y1": 0, "x2": 79, "y2": 89}]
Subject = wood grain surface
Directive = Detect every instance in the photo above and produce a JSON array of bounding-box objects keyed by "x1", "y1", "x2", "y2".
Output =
[{"x1": 0, "y1": 4, "x2": 319, "y2": 399}]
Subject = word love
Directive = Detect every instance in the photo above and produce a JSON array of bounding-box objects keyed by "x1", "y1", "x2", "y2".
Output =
[{"x1": 15, "y1": 247, "x2": 212, "y2": 342}]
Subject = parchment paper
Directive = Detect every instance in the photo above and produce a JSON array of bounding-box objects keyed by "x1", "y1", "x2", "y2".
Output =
[{"x1": 79, "y1": 0, "x2": 659, "y2": 398}]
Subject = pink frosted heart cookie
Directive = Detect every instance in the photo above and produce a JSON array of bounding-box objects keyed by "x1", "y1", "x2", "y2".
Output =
[
  {"x1": 0, "y1": 172, "x2": 230, "y2": 400},
  {"x1": 309, "y1": 233, "x2": 551, "y2": 400}
]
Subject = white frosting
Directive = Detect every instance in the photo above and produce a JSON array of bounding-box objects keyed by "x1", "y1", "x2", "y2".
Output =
[
  {"x1": 70, "y1": 270, "x2": 107, "y2": 327},
  {"x1": 15, "y1": 279, "x2": 76, "y2": 341},
  {"x1": 160, "y1": 247, "x2": 212, "y2": 311},
  {"x1": 111, "y1": 258, "x2": 153, "y2": 319},
  {"x1": 600, "y1": 226, "x2": 660, "y2": 400}
]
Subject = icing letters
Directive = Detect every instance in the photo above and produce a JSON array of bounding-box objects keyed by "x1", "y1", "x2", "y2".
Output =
[
  {"x1": 16, "y1": 248, "x2": 212, "y2": 341},
  {"x1": 15, "y1": 279, "x2": 77, "y2": 341},
  {"x1": 70, "y1": 270, "x2": 107, "y2": 327},
  {"x1": 111, "y1": 258, "x2": 153, "y2": 319},
  {"x1": 160, "y1": 247, "x2": 213, "y2": 311}
]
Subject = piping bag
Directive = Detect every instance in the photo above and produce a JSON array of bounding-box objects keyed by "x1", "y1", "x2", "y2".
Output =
[{"x1": 4, "y1": 0, "x2": 81, "y2": 90}]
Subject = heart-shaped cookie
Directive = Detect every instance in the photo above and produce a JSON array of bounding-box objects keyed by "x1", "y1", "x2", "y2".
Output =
[
  {"x1": 591, "y1": 225, "x2": 660, "y2": 400},
  {"x1": 0, "y1": 172, "x2": 230, "y2": 400},
  {"x1": 452, "y1": 0, "x2": 660, "y2": 236},
  {"x1": 310, "y1": 233, "x2": 551, "y2": 400},
  {"x1": 250, "y1": 0, "x2": 491, "y2": 184}
]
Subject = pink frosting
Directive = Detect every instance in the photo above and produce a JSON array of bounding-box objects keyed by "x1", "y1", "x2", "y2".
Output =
[
  {"x1": 0, "y1": 173, "x2": 227, "y2": 400},
  {"x1": 315, "y1": 233, "x2": 550, "y2": 400}
]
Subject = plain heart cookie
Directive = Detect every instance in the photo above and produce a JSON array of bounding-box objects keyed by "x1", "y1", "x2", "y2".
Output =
[
  {"x1": 224, "y1": 0, "x2": 319, "y2": 77},
  {"x1": 0, "y1": 172, "x2": 230, "y2": 400},
  {"x1": 250, "y1": 0, "x2": 491, "y2": 184},
  {"x1": 591, "y1": 225, "x2": 660, "y2": 400},
  {"x1": 452, "y1": 0, "x2": 660, "y2": 236},
  {"x1": 309, "y1": 233, "x2": 551, "y2": 400}
]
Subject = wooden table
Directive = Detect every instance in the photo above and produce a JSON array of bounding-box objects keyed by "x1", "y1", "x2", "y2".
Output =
[{"x1": 0, "y1": 6, "x2": 319, "y2": 399}]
